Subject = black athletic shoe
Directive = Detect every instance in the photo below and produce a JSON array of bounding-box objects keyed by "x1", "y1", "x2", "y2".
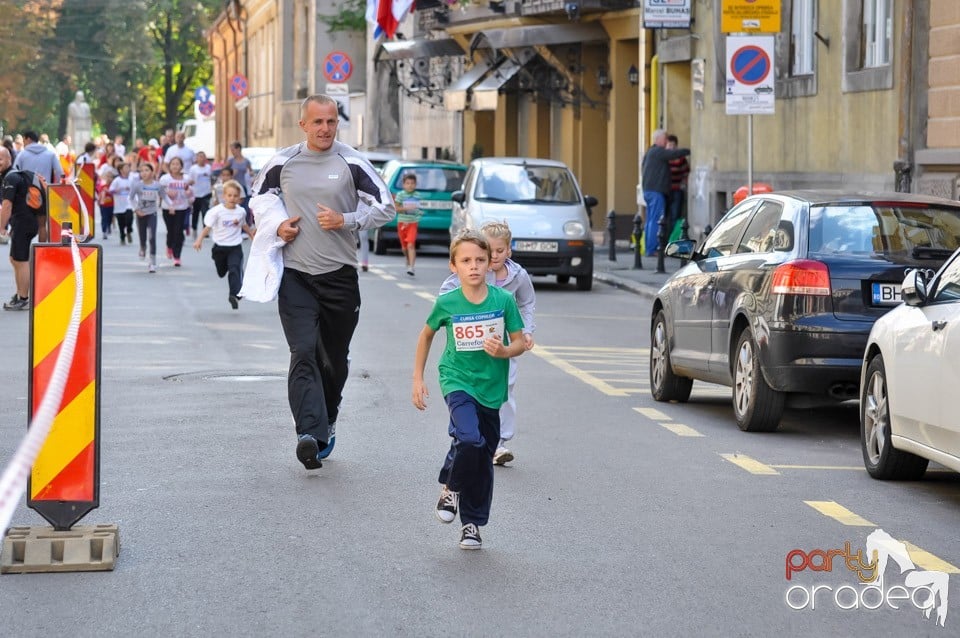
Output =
[
  {"x1": 296, "y1": 435, "x2": 322, "y2": 470},
  {"x1": 229, "y1": 295, "x2": 239, "y2": 310},
  {"x1": 3, "y1": 296, "x2": 29, "y2": 311}
]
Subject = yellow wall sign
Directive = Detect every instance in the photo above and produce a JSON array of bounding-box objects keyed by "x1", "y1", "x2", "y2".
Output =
[{"x1": 721, "y1": 0, "x2": 781, "y2": 33}]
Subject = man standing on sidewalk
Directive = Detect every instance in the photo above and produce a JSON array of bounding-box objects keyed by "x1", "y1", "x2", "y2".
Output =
[
  {"x1": 13, "y1": 130, "x2": 64, "y2": 185},
  {"x1": 0, "y1": 147, "x2": 43, "y2": 310},
  {"x1": 252, "y1": 94, "x2": 395, "y2": 470},
  {"x1": 641, "y1": 129, "x2": 689, "y2": 257}
]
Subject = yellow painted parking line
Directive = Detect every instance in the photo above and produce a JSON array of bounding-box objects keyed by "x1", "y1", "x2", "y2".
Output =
[
  {"x1": 720, "y1": 453, "x2": 780, "y2": 475},
  {"x1": 770, "y1": 464, "x2": 864, "y2": 471},
  {"x1": 380, "y1": 274, "x2": 397, "y2": 281},
  {"x1": 415, "y1": 291, "x2": 436, "y2": 303},
  {"x1": 660, "y1": 422, "x2": 704, "y2": 437},
  {"x1": 530, "y1": 347, "x2": 629, "y2": 396},
  {"x1": 544, "y1": 346, "x2": 646, "y2": 352},
  {"x1": 901, "y1": 541, "x2": 960, "y2": 574},
  {"x1": 633, "y1": 407, "x2": 670, "y2": 421},
  {"x1": 397, "y1": 283, "x2": 416, "y2": 290},
  {"x1": 804, "y1": 501, "x2": 875, "y2": 526}
]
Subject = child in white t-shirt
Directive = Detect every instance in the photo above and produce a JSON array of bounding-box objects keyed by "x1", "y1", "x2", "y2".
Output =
[{"x1": 193, "y1": 180, "x2": 255, "y2": 309}]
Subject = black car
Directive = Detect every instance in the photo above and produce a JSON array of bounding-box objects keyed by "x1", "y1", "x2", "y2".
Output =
[{"x1": 650, "y1": 191, "x2": 960, "y2": 432}]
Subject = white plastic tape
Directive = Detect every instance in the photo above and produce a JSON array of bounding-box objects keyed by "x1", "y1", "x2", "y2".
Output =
[{"x1": 0, "y1": 236, "x2": 84, "y2": 534}]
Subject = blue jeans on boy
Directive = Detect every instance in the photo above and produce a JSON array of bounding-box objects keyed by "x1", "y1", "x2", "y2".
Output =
[{"x1": 438, "y1": 391, "x2": 500, "y2": 527}]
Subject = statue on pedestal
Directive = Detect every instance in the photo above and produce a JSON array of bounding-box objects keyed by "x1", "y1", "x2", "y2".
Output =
[{"x1": 67, "y1": 90, "x2": 92, "y2": 152}]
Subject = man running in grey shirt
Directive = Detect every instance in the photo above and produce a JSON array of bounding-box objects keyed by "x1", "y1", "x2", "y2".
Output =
[{"x1": 252, "y1": 94, "x2": 395, "y2": 470}]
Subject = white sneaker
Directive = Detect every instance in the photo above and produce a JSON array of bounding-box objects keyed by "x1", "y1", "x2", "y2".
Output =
[
  {"x1": 459, "y1": 523, "x2": 482, "y2": 550},
  {"x1": 435, "y1": 486, "x2": 458, "y2": 523},
  {"x1": 493, "y1": 446, "x2": 514, "y2": 466}
]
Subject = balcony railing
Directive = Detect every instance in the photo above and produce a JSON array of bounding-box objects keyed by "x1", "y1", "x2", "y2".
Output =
[{"x1": 520, "y1": 0, "x2": 637, "y2": 17}]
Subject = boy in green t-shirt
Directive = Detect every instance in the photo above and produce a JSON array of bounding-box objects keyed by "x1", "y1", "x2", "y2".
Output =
[
  {"x1": 394, "y1": 173, "x2": 422, "y2": 276},
  {"x1": 413, "y1": 229, "x2": 526, "y2": 550}
]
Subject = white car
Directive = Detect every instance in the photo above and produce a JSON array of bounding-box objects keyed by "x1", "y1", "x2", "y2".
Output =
[
  {"x1": 450, "y1": 157, "x2": 597, "y2": 290},
  {"x1": 860, "y1": 250, "x2": 960, "y2": 479}
]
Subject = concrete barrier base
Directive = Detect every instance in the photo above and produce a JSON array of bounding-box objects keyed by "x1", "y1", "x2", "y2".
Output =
[{"x1": 1, "y1": 523, "x2": 119, "y2": 573}]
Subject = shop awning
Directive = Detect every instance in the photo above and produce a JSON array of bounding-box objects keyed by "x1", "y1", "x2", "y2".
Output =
[
  {"x1": 443, "y1": 58, "x2": 498, "y2": 111},
  {"x1": 470, "y1": 48, "x2": 536, "y2": 111},
  {"x1": 375, "y1": 37, "x2": 464, "y2": 62},
  {"x1": 470, "y1": 23, "x2": 608, "y2": 51}
]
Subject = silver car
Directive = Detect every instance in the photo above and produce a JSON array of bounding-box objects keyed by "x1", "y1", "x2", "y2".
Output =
[{"x1": 450, "y1": 157, "x2": 597, "y2": 290}]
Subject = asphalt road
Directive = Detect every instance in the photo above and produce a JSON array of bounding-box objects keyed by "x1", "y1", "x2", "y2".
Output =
[{"x1": 0, "y1": 239, "x2": 957, "y2": 637}]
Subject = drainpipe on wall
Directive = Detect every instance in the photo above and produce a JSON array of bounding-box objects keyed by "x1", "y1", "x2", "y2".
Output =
[{"x1": 894, "y1": 1, "x2": 914, "y2": 193}]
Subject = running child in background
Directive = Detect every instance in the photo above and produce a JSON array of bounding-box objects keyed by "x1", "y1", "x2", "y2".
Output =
[
  {"x1": 413, "y1": 229, "x2": 527, "y2": 550},
  {"x1": 110, "y1": 163, "x2": 135, "y2": 245},
  {"x1": 439, "y1": 221, "x2": 536, "y2": 466},
  {"x1": 97, "y1": 172, "x2": 115, "y2": 239},
  {"x1": 192, "y1": 180, "x2": 255, "y2": 310},
  {"x1": 394, "y1": 173, "x2": 422, "y2": 276},
  {"x1": 130, "y1": 163, "x2": 162, "y2": 272},
  {"x1": 159, "y1": 156, "x2": 193, "y2": 266},
  {"x1": 187, "y1": 151, "x2": 213, "y2": 237}
]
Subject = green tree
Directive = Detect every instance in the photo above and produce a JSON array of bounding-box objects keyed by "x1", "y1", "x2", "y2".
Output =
[
  {"x1": 146, "y1": 0, "x2": 220, "y2": 132},
  {"x1": 320, "y1": 0, "x2": 366, "y2": 33}
]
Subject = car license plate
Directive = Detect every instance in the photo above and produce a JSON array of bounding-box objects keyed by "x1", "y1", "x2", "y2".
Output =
[
  {"x1": 871, "y1": 282, "x2": 901, "y2": 306},
  {"x1": 512, "y1": 240, "x2": 558, "y2": 253},
  {"x1": 418, "y1": 200, "x2": 452, "y2": 210}
]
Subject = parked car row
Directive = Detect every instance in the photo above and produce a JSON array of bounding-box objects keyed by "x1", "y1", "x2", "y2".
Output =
[{"x1": 648, "y1": 190, "x2": 960, "y2": 480}]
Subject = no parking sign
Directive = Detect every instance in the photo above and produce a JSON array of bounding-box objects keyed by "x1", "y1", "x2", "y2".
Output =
[{"x1": 725, "y1": 35, "x2": 775, "y2": 115}]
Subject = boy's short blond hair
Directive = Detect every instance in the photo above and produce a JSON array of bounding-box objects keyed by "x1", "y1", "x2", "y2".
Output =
[
  {"x1": 449, "y1": 228, "x2": 490, "y2": 263},
  {"x1": 480, "y1": 220, "x2": 512, "y2": 244},
  {"x1": 222, "y1": 179, "x2": 244, "y2": 197}
]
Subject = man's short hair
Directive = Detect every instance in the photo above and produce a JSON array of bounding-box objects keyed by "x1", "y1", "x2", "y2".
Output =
[
  {"x1": 300, "y1": 94, "x2": 337, "y2": 119},
  {"x1": 667, "y1": 134, "x2": 679, "y2": 144},
  {"x1": 23, "y1": 131, "x2": 39, "y2": 143}
]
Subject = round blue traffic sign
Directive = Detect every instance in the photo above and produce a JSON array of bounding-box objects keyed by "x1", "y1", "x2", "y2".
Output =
[
  {"x1": 323, "y1": 52, "x2": 353, "y2": 83},
  {"x1": 730, "y1": 46, "x2": 770, "y2": 86},
  {"x1": 229, "y1": 74, "x2": 249, "y2": 99}
]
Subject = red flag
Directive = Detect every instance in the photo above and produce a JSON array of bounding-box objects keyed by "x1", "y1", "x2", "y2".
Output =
[{"x1": 376, "y1": 0, "x2": 398, "y2": 39}]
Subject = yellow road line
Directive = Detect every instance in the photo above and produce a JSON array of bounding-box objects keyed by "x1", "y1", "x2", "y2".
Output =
[
  {"x1": 804, "y1": 501, "x2": 875, "y2": 526},
  {"x1": 720, "y1": 453, "x2": 780, "y2": 475},
  {"x1": 380, "y1": 274, "x2": 397, "y2": 281},
  {"x1": 530, "y1": 347, "x2": 629, "y2": 396},
  {"x1": 633, "y1": 407, "x2": 670, "y2": 421},
  {"x1": 660, "y1": 422, "x2": 704, "y2": 437},
  {"x1": 542, "y1": 346, "x2": 646, "y2": 353},
  {"x1": 770, "y1": 464, "x2": 864, "y2": 471},
  {"x1": 396, "y1": 283, "x2": 416, "y2": 290},
  {"x1": 901, "y1": 541, "x2": 960, "y2": 574},
  {"x1": 415, "y1": 291, "x2": 436, "y2": 303}
]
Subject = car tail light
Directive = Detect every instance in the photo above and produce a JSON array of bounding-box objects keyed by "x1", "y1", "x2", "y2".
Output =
[{"x1": 771, "y1": 260, "x2": 831, "y2": 296}]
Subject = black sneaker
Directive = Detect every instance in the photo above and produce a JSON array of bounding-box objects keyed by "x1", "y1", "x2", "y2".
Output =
[
  {"x1": 3, "y1": 296, "x2": 29, "y2": 311},
  {"x1": 435, "y1": 486, "x2": 458, "y2": 524},
  {"x1": 229, "y1": 295, "x2": 239, "y2": 310},
  {"x1": 296, "y1": 434, "x2": 322, "y2": 470},
  {"x1": 459, "y1": 523, "x2": 482, "y2": 550}
]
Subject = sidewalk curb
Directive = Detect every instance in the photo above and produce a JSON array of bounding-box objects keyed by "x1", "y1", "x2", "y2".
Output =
[{"x1": 593, "y1": 271, "x2": 661, "y2": 299}]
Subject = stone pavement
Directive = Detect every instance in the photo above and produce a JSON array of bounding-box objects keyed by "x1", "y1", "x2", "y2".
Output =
[{"x1": 592, "y1": 240, "x2": 682, "y2": 298}]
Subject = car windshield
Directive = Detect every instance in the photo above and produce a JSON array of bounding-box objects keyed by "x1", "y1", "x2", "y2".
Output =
[
  {"x1": 808, "y1": 203, "x2": 960, "y2": 257},
  {"x1": 475, "y1": 164, "x2": 580, "y2": 204},
  {"x1": 393, "y1": 167, "x2": 464, "y2": 193}
]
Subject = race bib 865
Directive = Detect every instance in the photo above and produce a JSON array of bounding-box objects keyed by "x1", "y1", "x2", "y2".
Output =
[{"x1": 451, "y1": 310, "x2": 504, "y2": 352}]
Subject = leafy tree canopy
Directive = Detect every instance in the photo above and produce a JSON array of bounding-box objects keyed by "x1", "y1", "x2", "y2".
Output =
[{"x1": 0, "y1": 0, "x2": 220, "y2": 145}]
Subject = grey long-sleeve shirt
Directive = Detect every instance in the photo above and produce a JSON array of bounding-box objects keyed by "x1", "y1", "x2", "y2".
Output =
[{"x1": 252, "y1": 141, "x2": 395, "y2": 275}]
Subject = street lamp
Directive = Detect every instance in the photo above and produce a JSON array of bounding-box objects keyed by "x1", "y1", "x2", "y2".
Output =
[
  {"x1": 627, "y1": 64, "x2": 639, "y2": 86},
  {"x1": 596, "y1": 65, "x2": 611, "y2": 91}
]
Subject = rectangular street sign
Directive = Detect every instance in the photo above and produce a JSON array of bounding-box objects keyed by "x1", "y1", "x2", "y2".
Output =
[
  {"x1": 725, "y1": 35, "x2": 775, "y2": 115},
  {"x1": 721, "y1": 0, "x2": 781, "y2": 33}
]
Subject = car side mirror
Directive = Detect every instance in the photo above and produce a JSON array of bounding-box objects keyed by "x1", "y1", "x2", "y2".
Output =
[
  {"x1": 665, "y1": 239, "x2": 696, "y2": 260},
  {"x1": 451, "y1": 190, "x2": 465, "y2": 204},
  {"x1": 583, "y1": 195, "x2": 598, "y2": 209},
  {"x1": 901, "y1": 269, "x2": 928, "y2": 306}
]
